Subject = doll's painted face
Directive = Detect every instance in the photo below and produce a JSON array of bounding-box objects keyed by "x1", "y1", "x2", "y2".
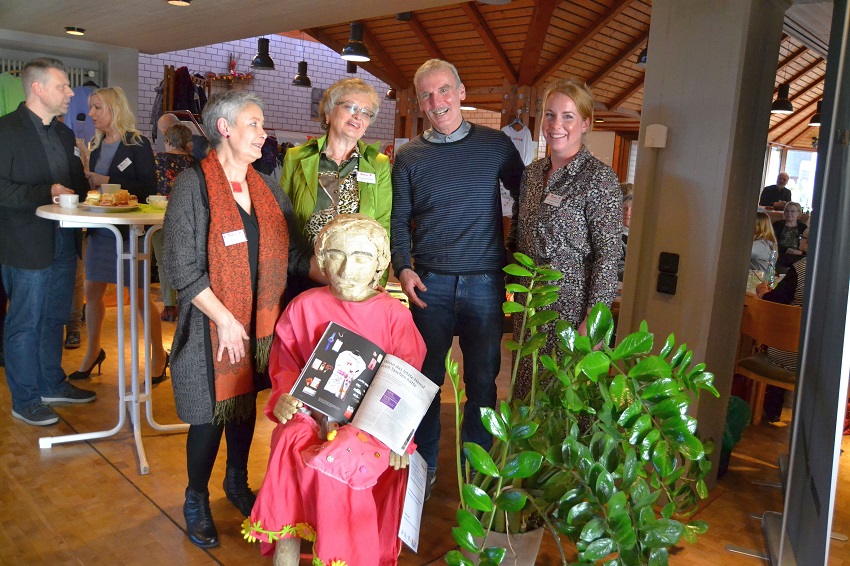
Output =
[{"x1": 322, "y1": 230, "x2": 380, "y2": 302}]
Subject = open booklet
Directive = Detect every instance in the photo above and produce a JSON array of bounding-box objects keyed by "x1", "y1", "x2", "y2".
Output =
[{"x1": 289, "y1": 321, "x2": 439, "y2": 454}]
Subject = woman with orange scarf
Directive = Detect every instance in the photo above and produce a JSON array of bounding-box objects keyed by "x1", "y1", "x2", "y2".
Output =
[{"x1": 162, "y1": 91, "x2": 311, "y2": 549}]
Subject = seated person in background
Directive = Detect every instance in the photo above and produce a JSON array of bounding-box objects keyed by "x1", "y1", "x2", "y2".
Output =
[
  {"x1": 755, "y1": 256, "x2": 806, "y2": 422},
  {"x1": 759, "y1": 171, "x2": 791, "y2": 208},
  {"x1": 751, "y1": 211, "x2": 777, "y2": 274},
  {"x1": 772, "y1": 201, "x2": 807, "y2": 273},
  {"x1": 247, "y1": 214, "x2": 426, "y2": 566},
  {"x1": 618, "y1": 193, "x2": 633, "y2": 282}
]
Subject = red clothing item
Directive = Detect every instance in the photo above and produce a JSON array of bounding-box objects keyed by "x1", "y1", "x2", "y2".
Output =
[{"x1": 251, "y1": 287, "x2": 426, "y2": 565}]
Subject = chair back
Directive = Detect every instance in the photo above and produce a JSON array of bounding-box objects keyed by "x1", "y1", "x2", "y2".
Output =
[{"x1": 740, "y1": 294, "x2": 802, "y2": 353}]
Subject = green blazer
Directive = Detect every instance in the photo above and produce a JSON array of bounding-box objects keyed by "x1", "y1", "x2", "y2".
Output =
[{"x1": 280, "y1": 134, "x2": 392, "y2": 242}]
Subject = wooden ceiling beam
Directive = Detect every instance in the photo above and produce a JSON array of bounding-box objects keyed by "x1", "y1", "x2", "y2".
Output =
[
  {"x1": 407, "y1": 13, "x2": 444, "y2": 61},
  {"x1": 587, "y1": 30, "x2": 649, "y2": 88},
  {"x1": 777, "y1": 44, "x2": 808, "y2": 74},
  {"x1": 361, "y1": 23, "x2": 410, "y2": 89},
  {"x1": 517, "y1": 0, "x2": 562, "y2": 85},
  {"x1": 769, "y1": 79, "x2": 824, "y2": 134},
  {"x1": 607, "y1": 76, "x2": 645, "y2": 110},
  {"x1": 304, "y1": 27, "x2": 408, "y2": 89},
  {"x1": 460, "y1": 1, "x2": 519, "y2": 84},
  {"x1": 533, "y1": 0, "x2": 635, "y2": 86},
  {"x1": 773, "y1": 98, "x2": 820, "y2": 145},
  {"x1": 773, "y1": 58, "x2": 824, "y2": 94}
]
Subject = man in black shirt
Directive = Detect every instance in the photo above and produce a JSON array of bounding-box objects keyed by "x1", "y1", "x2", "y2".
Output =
[
  {"x1": 759, "y1": 171, "x2": 791, "y2": 208},
  {"x1": 0, "y1": 58, "x2": 95, "y2": 426}
]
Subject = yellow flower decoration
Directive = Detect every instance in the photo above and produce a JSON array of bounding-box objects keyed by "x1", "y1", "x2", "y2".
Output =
[
  {"x1": 240, "y1": 518, "x2": 258, "y2": 543},
  {"x1": 327, "y1": 429, "x2": 338, "y2": 441},
  {"x1": 295, "y1": 522, "x2": 317, "y2": 541},
  {"x1": 330, "y1": 560, "x2": 348, "y2": 566}
]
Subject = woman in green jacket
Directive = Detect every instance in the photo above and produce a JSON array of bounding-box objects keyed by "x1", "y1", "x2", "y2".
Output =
[{"x1": 280, "y1": 78, "x2": 391, "y2": 294}]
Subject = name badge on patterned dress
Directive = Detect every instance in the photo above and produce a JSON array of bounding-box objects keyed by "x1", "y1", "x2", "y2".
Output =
[
  {"x1": 222, "y1": 229, "x2": 247, "y2": 246},
  {"x1": 543, "y1": 193, "x2": 563, "y2": 207}
]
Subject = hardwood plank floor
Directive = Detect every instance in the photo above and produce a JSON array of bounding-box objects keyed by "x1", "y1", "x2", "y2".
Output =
[{"x1": 0, "y1": 294, "x2": 847, "y2": 565}]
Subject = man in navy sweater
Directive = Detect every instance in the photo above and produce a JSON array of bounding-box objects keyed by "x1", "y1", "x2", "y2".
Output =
[{"x1": 391, "y1": 59, "x2": 524, "y2": 498}]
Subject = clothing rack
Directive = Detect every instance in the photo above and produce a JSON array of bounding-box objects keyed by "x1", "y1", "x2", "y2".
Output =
[{"x1": 162, "y1": 65, "x2": 211, "y2": 116}]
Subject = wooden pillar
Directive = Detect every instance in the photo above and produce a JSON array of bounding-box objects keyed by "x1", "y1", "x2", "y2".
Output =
[
  {"x1": 393, "y1": 87, "x2": 418, "y2": 140},
  {"x1": 500, "y1": 82, "x2": 541, "y2": 140}
]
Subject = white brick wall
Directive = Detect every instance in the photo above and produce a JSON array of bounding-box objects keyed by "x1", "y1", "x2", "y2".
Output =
[{"x1": 138, "y1": 35, "x2": 396, "y2": 145}]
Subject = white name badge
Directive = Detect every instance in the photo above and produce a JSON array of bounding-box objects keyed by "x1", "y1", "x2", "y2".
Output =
[
  {"x1": 356, "y1": 171, "x2": 376, "y2": 184},
  {"x1": 74, "y1": 147, "x2": 80, "y2": 158},
  {"x1": 222, "y1": 229, "x2": 247, "y2": 247},
  {"x1": 543, "y1": 193, "x2": 564, "y2": 207},
  {"x1": 117, "y1": 157, "x2": 132, "y2": 171}
]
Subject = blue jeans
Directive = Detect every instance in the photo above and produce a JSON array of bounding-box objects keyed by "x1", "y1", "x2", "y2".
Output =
[
  {"x1": 412, "y1": 270, "x2": 505, "y2": 470},
  {"x1": 2, "y1": 228, "x2": 77, "y2": 411}
]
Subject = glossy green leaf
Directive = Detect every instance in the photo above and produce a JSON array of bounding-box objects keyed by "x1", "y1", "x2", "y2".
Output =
[
  {"x1": 540, "y1": 354, "x2": 558, "y2": 373},
  {"x1": 456, "y1": 508, "x2": 484, "y2": 537},
  {"x1": 587, "y1": 303, "x2": 614, "y2": 345},
  {"x1": 577, "y1": 350, "x2": 610, "y2": 382},
  {"x1": 583, "y1": 537, "x2": 615, "y2": 561},
  {"x1": 661, "y1": 501, "x2": 675, "y2": 519},
  {"x1": 669, "y1": 344, "x2": 688, "y2": 368},
  {"x1": 668, "y1": 430, "x2": 704, "y2": 460},
  {"x1": 607, "y1": 491, "x2": 627, "y2": 516},
  {"x1": 526, "y1": 310, "x2": 559, "y2": 328},
  {"x1": 481, "y1": 546, "x2": 507, "y2": 564},
  {"x1": 617, "y1": 401, "x2": 642, "y2": 428},
  {"x1": 509, "y1": 422, "x2": 539, "y2": 440},
  {"x1": 520, "y1": 332, "x2": 548, "y2": 356},
  {"x1": 640, "y1": 429, "x2": 661, "y2": 461},
  {"x1": 649, "y1": 395, "x2": 689, "y2": 419},
  {"x1": 512, "y1": 252, "x2": 535, "y2": 268},
  {"x1": 559, "y1": 486, "x2": 586, "y2": 506},
  {"x1": 628, "y1": 414, "x2": 652, "y2": 445},
  {"x1": 505, "y1": 282, "x2": 529, "y2": 294},
  {"x1": 608, "y1": 374, "x2": 628, "y2": 408},
  {"x1": 535, "y1": 268, "x2": 563, "y2": 281},
  {"x1": 503, "y1": 339, "x2": 522, "y2": 352},
  {"x1": 479, "y1": 407, "x2": 507, "y2": 442},
  {"x1": 595, "y1": 469, "x2": 615, "y2": 503},
  {"x1": 529, "y1": 292, "x2": 559, "y2": 309},
  {"x1": 464, "y1": 443, "x2": 499, "y2": 477},
  {"x1": 622, "y1": 448, "x2": 637, "y2": 489},
  {"x1": 612, "y1": 331, "x2": 654, "y2": 361},
  {"x1": 609, "y1": 512, "x2": 637, "y2": 548},
  {"x1": 502, "y1": 451, "x2": 543, "y2": 479},
  {"x1": 462, "y1": 483, "x2": 494, "y2": 512},
  {"x1": 567, "y1": 501, "x2": 593, "y2": 524},
  {"x1": 696, "y1": 479, "x2": 709, "y2": 499},
  {"x1": 651, "y1": 440, "x2": 675, "y2": 476},
  {"x1": 495, "y1": 489, "x2": 528, "y2": 513},
  {"x1": 629, "y1": 356, "x2": 672, "y2": 381},
  {"x1": 659, "y1": 333, "x2": 675, "y2": 358},
  {"x1": 452, "y1": 526, "x2": 480, "y2": 552},
  {"x1": 499, "y1": 401, "x2": 511, "y2": 426},
  {"x1": 640, "y1": 378, "x2": 678, "y2": 402},
  {"x1": 687, "y1": 520, "x2": 709, "y2": 535},
  {"x1": 642, "y1": 519, "x2": 685, "y2": 548},
  {"x1": 556, "y1": 321, "x2": 578, "y2": 351},
  {"x1": 580, "y1": 517, "x2": 605, "y2": 541},
  {"x1": 574, "y1": 335, "x2": 593, "y2": 354},
  {"x1": 503, "y1": 263, "x2": 533, "y2": 277},
  {"x1": 445, "y1": 549, "x2": 474, "y2": 566},
  {"x1": 502, "y1": 301, "x2": 525, "y2": 314},
  {"x1": 532, "y1": 283, "x2": 560, "y2": 295},
  {"x1": 648, "y1": 547, "x2": 669, "y2": 566}
]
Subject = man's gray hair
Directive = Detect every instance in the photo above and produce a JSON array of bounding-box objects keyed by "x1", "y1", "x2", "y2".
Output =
[
  {"x1": 202, "y1": 90, "x2": 265, "y2": 149},
  {"x1": 414, "y1": 59, "x2": 462, "y2": 92},
  {"x1": 21, "y1": 57, "x2": 68, "y2": 98}
]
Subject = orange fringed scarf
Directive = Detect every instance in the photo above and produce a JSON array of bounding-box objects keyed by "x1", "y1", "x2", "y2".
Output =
[{"x1": 202, "y1": 150, "x2": 289, "y2": 423}]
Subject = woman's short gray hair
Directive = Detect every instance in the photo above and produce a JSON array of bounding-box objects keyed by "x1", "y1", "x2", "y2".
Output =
[
  {"x1": 319, "y1": 78, "x2": 380, "y2": 132},
  {"x1": 315, "y1": 214, "x2": 390, "y2": 285},
  {"x1": 202, "y1": 90, "x2": 265, "y2": 149}
]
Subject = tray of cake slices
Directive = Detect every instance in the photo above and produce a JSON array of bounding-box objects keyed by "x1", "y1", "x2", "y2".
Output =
[{"x1": 82, "y1": 189, "x2": 139, "y2": 212}]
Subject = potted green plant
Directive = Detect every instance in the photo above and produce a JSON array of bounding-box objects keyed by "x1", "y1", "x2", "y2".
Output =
[{"x1": 445, "y1": 253, "x2": 717, "y2": 566}]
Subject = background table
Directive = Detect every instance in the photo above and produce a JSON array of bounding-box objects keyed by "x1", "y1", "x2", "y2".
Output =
[{"x1": 35, "y1": 204, "x2": 188, "y2": 474}]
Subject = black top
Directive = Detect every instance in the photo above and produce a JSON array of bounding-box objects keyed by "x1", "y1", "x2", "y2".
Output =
[
  {"x1": 759, "y1": 185, "x2": 792, "y2": 207},
  {"x1": 237, "y1": 203, "x2": 260, "y2": 295}
]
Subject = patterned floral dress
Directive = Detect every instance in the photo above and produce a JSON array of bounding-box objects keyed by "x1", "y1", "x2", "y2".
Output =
[
  {"x1": 154, "y1": 152, "x2": 196, "y2": 197},
  {"x1": 514, "y1": 146, "x2": 621, "y2": 399}
]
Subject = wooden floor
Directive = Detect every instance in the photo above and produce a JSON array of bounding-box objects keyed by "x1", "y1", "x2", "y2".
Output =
[{"x1": 0, "y1": 292, "x2": 848, "y2": 565}]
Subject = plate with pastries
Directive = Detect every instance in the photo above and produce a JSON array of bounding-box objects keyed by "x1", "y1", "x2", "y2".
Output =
[{"x1": 83, "y1": 189, "x2": 139, "y2": 212}]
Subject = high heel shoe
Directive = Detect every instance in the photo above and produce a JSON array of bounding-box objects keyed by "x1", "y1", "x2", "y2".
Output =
[
  {"x1": 151, "y1": 352, "x2": 170, "y2": 385},
  {"x1": 68, "y1": 349, "x2": 106, "y2": 380}
]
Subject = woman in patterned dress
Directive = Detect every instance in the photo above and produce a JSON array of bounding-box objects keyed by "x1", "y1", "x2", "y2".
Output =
[
  {"x1": 514, "y1": 79, "x2": 621, "y2": 399},
  {"x1": 279, "y1": 78, "x2": 392, "y2": 297}
]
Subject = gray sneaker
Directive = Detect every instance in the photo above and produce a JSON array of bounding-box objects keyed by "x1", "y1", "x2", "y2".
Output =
[
  {"x1": 12, "y1": 403, "x2": 59, "y2": 426},
  {"x1": 41, "y1": 383, "x2": 96, "y2": 404}
]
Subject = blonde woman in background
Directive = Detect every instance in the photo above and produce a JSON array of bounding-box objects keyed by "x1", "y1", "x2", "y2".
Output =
[{"x1": 751, "y1": 211, "x2": 778, "y2": 274}]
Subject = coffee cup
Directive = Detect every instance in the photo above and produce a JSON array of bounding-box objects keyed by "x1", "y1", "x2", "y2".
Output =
[
  {"x1": 53, "y1": 194, "x2": 79, "y2": 209},
  {"x1": 146, "y1": 195, "x2": 168, "y2": 210},
  {"x1": 101, "y1": 183, "x2": 121, "y2": 194}
]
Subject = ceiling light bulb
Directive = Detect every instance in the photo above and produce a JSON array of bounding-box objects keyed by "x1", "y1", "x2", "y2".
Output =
[{"x1": 65, "y1": 27, "x2": 85, "y2": 36}]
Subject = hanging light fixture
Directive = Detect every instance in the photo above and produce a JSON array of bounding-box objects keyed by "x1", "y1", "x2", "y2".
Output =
[
  {"x1": 771, "y1": 39, "x2": 793, "y2": 114},
  {"x1": 251, "y1": 38, "x2": 275, "y2": 70},
  {"x1": 341, "y1": 22, "x2": 370, "y2": 62},
  {"x1": 346, "y1": 61, "x2": 357, "y2": 74},
  {"x1": 809, "y1": 101, "x2": 822, "y2": 127},
  {"x1": 385, "y1": 87, "x2": 396, "y2": 101},
  {"x1": 64, "y1": 27, "x2": 85, "y2": 36},
  {"x1": 636, "y1": 46, "x2": 647, "y2": 67},
  {"x1": 291, "y1": 33, "x2": 311, "y2": 87},
  {"x1": 167, "y1": 0, "x2": 191, "y2": 6}
]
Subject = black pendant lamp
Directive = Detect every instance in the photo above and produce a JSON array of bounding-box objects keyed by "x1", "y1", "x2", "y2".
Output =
[
  {"x1": 771, "y1": 83, "x2": 793, "y2": 114},
  {"x1": 636, "y1": 47, "x2": 647, "y2": 67},
  {"x1": 292, "y1": 61, "x2": 312, "y2": 87},
  {"x1": 809, "y1": 101, "x2": 822, "y2": 127},
  {"x1": 341, "y1": 22, "x2": 370, "y2": 62},
  {"x1": 251, "y1": 38, "x2": 275, "y2": 71}
]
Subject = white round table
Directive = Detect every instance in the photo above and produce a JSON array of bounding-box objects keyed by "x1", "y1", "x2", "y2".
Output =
[{"x1": 35, "y1": 204, "x2": 187, "y2": 474}]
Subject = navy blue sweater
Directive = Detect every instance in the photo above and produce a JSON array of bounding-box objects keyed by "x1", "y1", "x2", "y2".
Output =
[{"x1": 390, "y1": 124, "x2": 524, "y2": 276}]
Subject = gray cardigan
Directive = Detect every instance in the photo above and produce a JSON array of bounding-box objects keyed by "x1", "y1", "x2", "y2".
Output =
[{"x1": 162, "y1": 167, "x2": 311, "y2": 424}]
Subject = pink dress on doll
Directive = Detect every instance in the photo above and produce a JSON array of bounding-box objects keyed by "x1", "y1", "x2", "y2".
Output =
[{"x1": 249, "y1": 287, "x2": 426, "y2": 565}]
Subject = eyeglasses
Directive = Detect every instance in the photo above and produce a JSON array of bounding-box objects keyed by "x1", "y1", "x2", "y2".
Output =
[{"x1": 336, "y1": 101, "x2": 375, "y2": 119}]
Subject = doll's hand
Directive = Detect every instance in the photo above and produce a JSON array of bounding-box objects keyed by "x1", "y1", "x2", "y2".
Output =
[
  {"x1": 389, "y1": 451, "x2": 409, "y2": 470},
  {"x1": 273, "y1": 393, "x2": 303, "y2": 424}
]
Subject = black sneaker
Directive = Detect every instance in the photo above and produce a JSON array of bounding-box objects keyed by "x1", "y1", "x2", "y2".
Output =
[
  {"x1": 41, "y1": 383, "x2": 96, "y2": 404},
  {"x1": 424, "y1": 468, "x2": 437, "y2": 501},
  {"x1": 12, "y1": 403, "x2": 59, "y2": 426},
  {"x1": 64, "y1": 330, "x2": 81, "y2": 350}
]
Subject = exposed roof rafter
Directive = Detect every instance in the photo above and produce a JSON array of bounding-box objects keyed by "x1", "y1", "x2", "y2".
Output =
[
  {"x1": 407, "y1": 12, "x2": 444, "y2": 61},
  {"x1": 774, "y1": 97, "x2": 821, "y2": 144},
  {"x1": 304, "y1": 27, "x2": 408, "y2": 89},
  {"x1": 517, "y1": 0, "x2": 562, "y2": 85},
  {"x1": 460, "y1": 1, "x2": 519, "y2": 84},
  {"x1": 607, "y1": 76, "x2": 645, "y2": 110},
  {"x1": 588, "y1": 30, "x2": 649, "y2": 87}
]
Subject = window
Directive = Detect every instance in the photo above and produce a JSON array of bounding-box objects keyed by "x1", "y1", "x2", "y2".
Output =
[{"x1": 763, "y1": 145, "x2": 818, "y2": 213}]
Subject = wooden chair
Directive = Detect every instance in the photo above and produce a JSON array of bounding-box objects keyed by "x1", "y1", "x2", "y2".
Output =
[{"x1": 735, "y1": 294, "x2": 802, "y2": 425}]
